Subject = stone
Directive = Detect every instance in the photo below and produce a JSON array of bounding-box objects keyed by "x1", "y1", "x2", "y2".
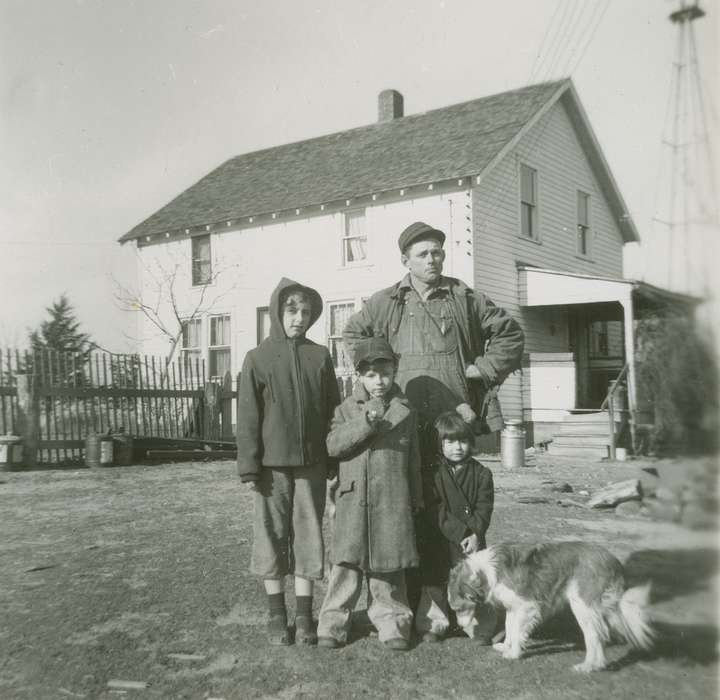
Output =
[
  {"x1": 557, "y1": 498, "x2": 586, "y2": 508},
  {"x1": 586, "y1": 479, "x2": 642, "y2": 509},
  {"x1": 516, "y1": 495, "x2": 551, "y2": 504},
  {"x1": 615, "y1": 500, "x2": 642, "y2": 517},
  {"x1": 551, "y1": 482, "x2": 573, "y2": 493}
]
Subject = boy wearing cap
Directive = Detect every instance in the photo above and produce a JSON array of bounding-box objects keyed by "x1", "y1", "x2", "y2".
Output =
[
  {"x1": 317, "y1": 337, "x2": 422, "y2": 651},
  {"x1": 342, "y1": 221, "x2": 524, "y2": 611},
  {"x1": 237, "y1": 277, "x2": 340, "y2": 646}
]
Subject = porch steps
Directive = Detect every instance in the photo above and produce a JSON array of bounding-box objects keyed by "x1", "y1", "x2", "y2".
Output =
[
  {"x1": 547, "y1": 411, "x2": 616, "y2": 461},
  {"x1": 547, "y1": 442, "x2": 609, "y2": 459}
]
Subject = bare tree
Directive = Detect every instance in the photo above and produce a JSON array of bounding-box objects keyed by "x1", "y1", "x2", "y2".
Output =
[{"x1": 113, "y1": 247, "x2": 240, "y2": 366}]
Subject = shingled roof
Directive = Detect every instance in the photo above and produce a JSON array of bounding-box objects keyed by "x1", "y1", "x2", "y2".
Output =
[{"x1": 120, "y1": 79, "x2": 638, "y2": 243}]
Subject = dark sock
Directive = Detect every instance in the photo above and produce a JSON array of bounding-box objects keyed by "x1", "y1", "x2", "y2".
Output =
[
  {"x1": 267, "y1": 592, "x2": 286, "y2": 619},
  {"x1": 295, "y1": 595, "x2": 313, "y2": 618}
]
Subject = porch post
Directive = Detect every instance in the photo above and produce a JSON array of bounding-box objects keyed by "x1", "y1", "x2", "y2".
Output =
[{"x1": 620, "y1": 290, "x2": 637, "y2": 448}]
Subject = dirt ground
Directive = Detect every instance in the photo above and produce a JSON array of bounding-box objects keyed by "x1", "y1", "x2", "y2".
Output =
[{"x1": 0, "y1": 454, "x2": 717, "y2": 700}]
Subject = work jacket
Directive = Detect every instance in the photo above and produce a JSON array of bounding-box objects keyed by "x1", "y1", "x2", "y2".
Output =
[{"x1": 342, "y1": 276, "x2": 524, "y2": 432}]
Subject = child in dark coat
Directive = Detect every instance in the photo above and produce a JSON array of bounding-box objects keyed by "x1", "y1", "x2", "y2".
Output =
[
  {"x1": 415, "y1": 411, "x2": 497, "y2": 643},
  {"x1": 317, "y1": 338, "x2": 423, "y2": 651},
  {"x1": 237, "y1": 278, "x2": 340, "y2": 646}
]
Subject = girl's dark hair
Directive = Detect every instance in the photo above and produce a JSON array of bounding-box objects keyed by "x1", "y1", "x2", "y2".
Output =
[{"x1": 434, "y1": 411, "x2": 475, "y2": 453}]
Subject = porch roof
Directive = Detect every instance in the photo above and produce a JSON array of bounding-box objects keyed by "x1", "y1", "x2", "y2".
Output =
[{"x1": 518, "y1": 266, "x2": 701, "y2": 311}]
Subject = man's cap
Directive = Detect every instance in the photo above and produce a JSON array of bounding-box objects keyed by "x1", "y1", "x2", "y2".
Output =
[
  {"x1": 353, "y1": 337, "x2": 397, "y2": 370},
  {"x1": 398, "y1": 221, "x2": 446, "y2": 253}
]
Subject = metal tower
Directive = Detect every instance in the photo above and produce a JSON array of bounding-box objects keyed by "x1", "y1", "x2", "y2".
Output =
[{"x1": 651, "y1": 1, "x2": 717, "y2": 294}]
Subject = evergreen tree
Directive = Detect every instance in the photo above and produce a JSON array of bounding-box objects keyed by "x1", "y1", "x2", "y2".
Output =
[{"x1": 29, "y1": 294, "x2": 94, "y2": 358}]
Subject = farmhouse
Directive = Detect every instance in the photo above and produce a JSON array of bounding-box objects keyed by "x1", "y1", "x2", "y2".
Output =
[{"x1": 120, "y1": 79, "x2": 693, "y2": 455}]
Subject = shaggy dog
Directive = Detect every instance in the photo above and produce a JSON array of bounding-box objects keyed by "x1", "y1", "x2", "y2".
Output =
[{"x1": 447, "y1": 542, "x2": 654, "y2": 672}]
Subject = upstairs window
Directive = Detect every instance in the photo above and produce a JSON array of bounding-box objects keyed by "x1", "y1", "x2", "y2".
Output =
[
  {"x1": 520, "y1": 165, "x2": 538, "y2": 239},
  {"x1": 327, "y1": 301, "x2": 356, "y2": 371},
  {"x1": 209, "y1": 314, "x2": 231, "y2": 379},
  {"x1": 577, "y1": 191, "x2": 591, "y2": 256},
  {"x1": 342, "y1": 210, "x2": 367, "y2": 266},
  {"x1": 191, "y1": 235, "x2": 212, "y2": 286},
  {"x1": 181, "y1": 318, "x2": 202, "y2": 371}
]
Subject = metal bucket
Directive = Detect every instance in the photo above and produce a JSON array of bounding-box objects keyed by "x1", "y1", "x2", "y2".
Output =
[
  {"x1": 113, "y1": 433, "x2": 134, "y2": 466},
  {"x1": 501, "y1": 420, "x2": 526, "y2": 469},
  {"x1": 86, "y1": 434, "x2": 114, "y2": 468},
  {"x1": 0, "y1": 435, "x2": 22, "y2": 471}
]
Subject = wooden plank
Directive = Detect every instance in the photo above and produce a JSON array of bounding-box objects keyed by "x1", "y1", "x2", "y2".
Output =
[
  {"x1": 151, "y1": 356, "x2": 161, "y2": 436},
  {"x1": 94, "y1": 354, "x2": 103, "y2": 432},
  {"x1": 47, "y1": 350, "x2": 61, "y2": 463},
  {"x1": 144, "y1": 449, "x2": 236, "y2": 462},
  {"x1": 170, "y1": 362, "x2": 178, "y2": 438},
  {"x1": 133, "y1": 436, "x2": 235, "y2": 450},
  {"x1": 137, "y1": 355, "x2": 147, "y2": 436},
  {"x1": 37, "y1": 386, "x2": 204, "y2": 399},
  {"x1": 103, "y1": 353, "x2": 116, "y2": 432},
  {"x1": 63, "y1": 352, "x2": 75, "y2": 460}
]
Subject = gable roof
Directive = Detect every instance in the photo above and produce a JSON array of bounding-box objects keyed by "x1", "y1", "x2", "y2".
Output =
[{"x1": 120, "y1": 79, "x2": 639, "y2": 244}]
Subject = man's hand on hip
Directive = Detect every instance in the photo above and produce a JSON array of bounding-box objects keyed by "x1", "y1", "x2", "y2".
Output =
[
  {"x1": 465, "y1": 364, "x2": 484, "y2": 381},
  {"x1": 456, "y1": 403, "x2": 477, "y2": 424}
]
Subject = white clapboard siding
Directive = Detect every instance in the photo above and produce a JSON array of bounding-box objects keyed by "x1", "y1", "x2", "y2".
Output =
[{"x1": 472, "y1": 98, "x2": 625, "y2": 421}]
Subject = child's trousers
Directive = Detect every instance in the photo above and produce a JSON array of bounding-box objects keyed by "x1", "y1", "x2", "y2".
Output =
[
  {"x1": 415, "y1": 584, "x2": 496, "y2": 639},
  {"x1": 250, "y1": 464, "x2": 327, "y2": 580},
  {"x1": 318, "y1": 563, "x2": 413, "y2": 643}
]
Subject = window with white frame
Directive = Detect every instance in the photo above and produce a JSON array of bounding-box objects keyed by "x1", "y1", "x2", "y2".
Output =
[
  {"x1": 191, "y1": 235, "x2": 212, "y2": 286},
  {"x1": 520, "y1": 164, "x2": 538, "y2": 239},
  {"x1": 342, "y1": 210, "x2": 368, "y2": 266},
  {"x1": 577, "y1": 191, "x2": 590, "y2": 256},
  {"x1": 181, "y1": 318, "x2": 202, "y2": 370},
  {"x1": 256, "y1": 307, "x2": 271, "y2": 344},
  {"x1": 327, "y1": 301, "x2": 356, "y2": 371},
  {"x1": 209, "y1": 314, "x2": 231, "y2": 379}
]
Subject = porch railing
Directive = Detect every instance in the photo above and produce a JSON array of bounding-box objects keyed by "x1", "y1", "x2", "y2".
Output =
[{"x1": 600, "y1": 362, "x2": 629, "y2": 460}]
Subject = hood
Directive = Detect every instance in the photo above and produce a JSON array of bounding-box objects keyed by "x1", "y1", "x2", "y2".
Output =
[{"x1": 268, "y1": 277, "x2": 323, "y2": 340}]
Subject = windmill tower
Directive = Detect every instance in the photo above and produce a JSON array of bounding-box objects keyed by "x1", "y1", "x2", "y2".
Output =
[{"x1": 649, "y1": 1, "x2": 717, "y2": 296}]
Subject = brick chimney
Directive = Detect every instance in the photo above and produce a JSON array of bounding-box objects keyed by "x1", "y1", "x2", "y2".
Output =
[{"x1": 378, "y1": 89, "x2": 404, "y2": 122}]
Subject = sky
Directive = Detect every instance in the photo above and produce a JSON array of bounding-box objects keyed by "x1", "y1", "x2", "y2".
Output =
[{"x1": 1, "y1": 0, "x2": 717, "y2": 351}]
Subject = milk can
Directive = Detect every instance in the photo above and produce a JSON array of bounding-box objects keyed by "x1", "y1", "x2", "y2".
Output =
[
  {"x1": 501, "y1": 420, "x2": 526, "y2": 469},
  {"x1": 0, "y1": 435, "x2": 22, "y2": 471},
  {"x1": 85, "y1": 433, "x2": 114, "y2": 468}
]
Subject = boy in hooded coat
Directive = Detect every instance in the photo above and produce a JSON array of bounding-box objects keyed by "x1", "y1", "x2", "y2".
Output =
[{"x1": 237, "y1": 278, "x2": 340, "y2": 646}]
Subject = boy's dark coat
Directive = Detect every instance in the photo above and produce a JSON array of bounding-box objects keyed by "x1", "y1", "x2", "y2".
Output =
[
  {"x1": 236, "y1": 278, "x2": 340, "y2": 482},
  {"x1": 328, "y1": 382, "x2": 422, "y2": 573}
]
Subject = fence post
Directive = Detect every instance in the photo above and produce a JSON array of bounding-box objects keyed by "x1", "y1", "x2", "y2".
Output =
[
  {"x1": 220, "y1": 371, "x2": 233, "y2": 441},
  {"x1": 204, "y1": 381, "x2": 220, "y2": 441},
  {"x1": 15, "y1": 372, "x2": 39, "y2": 468}
]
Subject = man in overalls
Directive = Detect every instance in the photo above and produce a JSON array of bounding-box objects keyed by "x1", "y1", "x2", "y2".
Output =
[{"x1": 342, "y1": 221, "x2": 524, "y2": 629}]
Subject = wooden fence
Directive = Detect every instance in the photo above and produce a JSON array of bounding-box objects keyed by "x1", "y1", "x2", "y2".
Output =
[
  {"x1": 0, "y1": 349, "x2": 236, "y2": 466},
  {"x1": 1, "y1": 348, "x2": 356, "y2": 467}
]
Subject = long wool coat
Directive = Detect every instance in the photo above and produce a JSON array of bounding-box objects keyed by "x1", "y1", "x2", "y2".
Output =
[{"x1": 327, "y1": 383, "x2": 422, "y2": 573}]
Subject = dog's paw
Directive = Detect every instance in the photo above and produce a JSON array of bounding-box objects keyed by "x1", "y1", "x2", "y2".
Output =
[
  {"x1": 572, "y1": 661, "x2": 605, "y2": 673},
  {"x1": 492, "y1": 642, "x2": 507, "y2": 653},
  {"x1": 502, "y1": 648, "x2": 522, "y2": 660}
]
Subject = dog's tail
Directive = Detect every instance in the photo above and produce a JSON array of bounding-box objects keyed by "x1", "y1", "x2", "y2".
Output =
[{"x1": 610, "y1": 583, "x2": 655, "y2": 650}]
